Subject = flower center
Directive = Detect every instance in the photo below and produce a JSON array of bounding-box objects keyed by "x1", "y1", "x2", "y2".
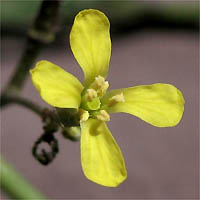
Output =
[
  {"x1": 79, "y1": 76, "x2": 110, "y2": 122},
  {"x1": 79, "y1": 76, "x2": 125, "y2": 123}
]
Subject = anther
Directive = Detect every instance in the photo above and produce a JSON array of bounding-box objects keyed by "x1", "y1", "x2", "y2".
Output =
[
  {"x1": 79, "y1": 109, "x2": 89, "y2": 122},
  {"x1": 92, "y1": 75, "x2": 106, "y2": 90},
  {"x1": 85, "y1": 89, "x2": 97, "y2": 102},
  {"x1": 97, "y1": 81, "x2": 109, "y2": 97},
  {"x1": 108, "y1": 93, "x2": 125, "y2": 107},
  {"x1": 91, "y1": 76, "x2": 109, "y2": 97},
  {"x1": 96, "y1": 110, "x2": 110, "y2": 122}
]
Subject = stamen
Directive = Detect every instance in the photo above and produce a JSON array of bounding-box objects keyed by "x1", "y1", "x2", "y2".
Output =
[
  {"x1": 79, "y1": 109, "x2": 89, "y2": 122},
  {"x1": 108, "y1": 93, "x2": 125, "y2": 107},
  {"x1": 92, "y1": 75, "x2": 106, "y2": 90},
  {"x1": 85, "y1": 89, "x2": 97, "y2": 101},
  {"x1": 91, "y1": 76, "x2": 109, "y2": 97},
  {"x1": 96, "y1": 110, "x2": 110, "y2": 122},
  {"x1": 97, "y1": 81, "x2": 109, "y2": 97}
]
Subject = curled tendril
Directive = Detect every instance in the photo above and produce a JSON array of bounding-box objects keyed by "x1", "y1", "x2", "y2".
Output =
[
  {"x1": 32, "y1": 108, "x2": 59, "y2": 165},
  {"x1": 32, "y1": 132, "x2": 59, "y2": 165},
  {"x1": 32, "y1": 108, "x2": 80, "y2": 165}
]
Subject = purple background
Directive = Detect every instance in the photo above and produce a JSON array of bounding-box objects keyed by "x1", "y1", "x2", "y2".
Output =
[{"x1": 1, "y1": 20, "x2": 199, "y2": 200}]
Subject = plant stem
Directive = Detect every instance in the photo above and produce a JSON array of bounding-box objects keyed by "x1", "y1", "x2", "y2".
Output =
[
  {"x1": 6, "y1": 39, "x2": 44, "y2": 92},
  {"x1": 0, "y1": 156, "x2": 46, "y2": 199},
  {"x1": 1, "y1": 0, "x2": 61, "y2": 114},
  {"x1": 5, "y1": 0, "x2": 60, "y2": 92},
  {"x1": 1, "y1": 94, "x2": 43, "y2": 117}
]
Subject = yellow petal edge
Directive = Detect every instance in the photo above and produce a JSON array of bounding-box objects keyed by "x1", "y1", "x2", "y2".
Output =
[
  {"x1": 102, "y1": 83, "x2": 185, "y2": 127},
  {"x1": 70, "y1": 9, "x2": 111, "y2": 87},
  {"x1": 30, "y1": 60, "x2": 83, "y2": 108},
  {"x1": 81, "y1": 119, "x2": 127, "y2": 187}
]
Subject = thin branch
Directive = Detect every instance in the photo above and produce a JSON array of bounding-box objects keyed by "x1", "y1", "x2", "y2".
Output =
[
  {"x1": 5, "y1": 0, "x2": 60, "y2": 92},
  {"x1": 1, "y1": 94, "x2": 43, "y2": 116},
  {"x1": 1, "y1": 0, "x2": 61, "y2": 114},
  {"x1": 1, "y1": 0, "x2": 61, "y2": 120}
]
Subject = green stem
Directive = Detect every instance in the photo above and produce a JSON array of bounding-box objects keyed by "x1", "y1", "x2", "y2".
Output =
[{"x1": 0, "y1": 156, "x2": 46, "y2": 199}]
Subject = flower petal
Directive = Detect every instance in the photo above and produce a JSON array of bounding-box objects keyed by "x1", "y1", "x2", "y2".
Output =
[
  {"x1": 102, "y1": 83, "x2": 185, "y2": 127},
  {"x1": 30, "y1": 60, "x2": 83, "y2": 108},
  {"x1": 70, "y1": 9, "x2": 111, "y2": 87},
  {"x1": 80, "y1": 119, "x2": 127, "y2": 187}
]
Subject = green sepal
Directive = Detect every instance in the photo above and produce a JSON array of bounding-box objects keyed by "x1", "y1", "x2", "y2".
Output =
[
  {"x1": 54, "y1": 108, "x2": 80, "y2": 127},
  {"x1": 62, "y1": 126, "x2": 81, "y2": 141}
]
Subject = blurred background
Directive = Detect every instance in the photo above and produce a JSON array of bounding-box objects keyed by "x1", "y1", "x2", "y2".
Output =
[{"x1": 1, "y1": 0, "x2": 199, "y2": 199}]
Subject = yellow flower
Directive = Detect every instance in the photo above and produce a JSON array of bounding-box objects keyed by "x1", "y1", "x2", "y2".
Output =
[{"x1": 30, "y1": 9, "x2": 185, "y2": 187}]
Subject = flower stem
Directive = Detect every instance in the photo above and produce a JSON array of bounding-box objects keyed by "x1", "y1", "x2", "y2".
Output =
[{"x1": 0, "y1": 156, "x2": 46, "y2": 199}]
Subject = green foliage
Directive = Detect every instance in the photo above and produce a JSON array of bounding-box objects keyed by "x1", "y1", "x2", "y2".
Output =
[
  {"x1": 1, "y1": 0, "x2": 199, "y2": 35},
  {"x1": 1, "y1": 156, "x2": 46, "y2": 199}
]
